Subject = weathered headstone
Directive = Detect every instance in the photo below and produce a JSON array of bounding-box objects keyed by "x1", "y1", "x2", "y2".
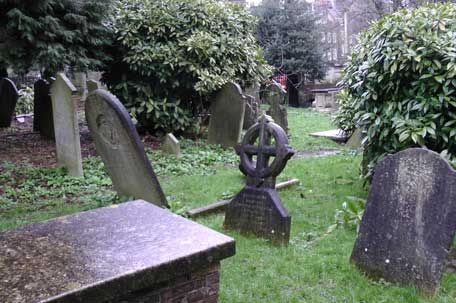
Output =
[
  {"x1": 162, "y1": 133, "x2": 181, "y2": 156},
  {"x1": 243, "y1": 94, "x2": 260, "y2": 130},
  {"x1": 0, "y1": 78, "x2": 19, "y2": 128},
  {"x1": 351, "y1": 148, "x2": 456, "y2": 296},
  {"x1": 224, "y1": 115, "x2": 295, "y2": 245},
  {"x1": 50, "y1": 73, "x2": 83, "y2": 177},
  {"x1": 87, "y1": 79, "x2": 101, "y2": 94},
  {"x1": 86, "y1": 89, "x2": 168, "y2": 207},
  {"x1": 264, "y1": 83, "x2": 288, "y2": 133},
  {"x1": 0, "y1": 200, "x2": 235, "y2": 303},
  {"x1": 207, "y1": 82, "x2": 246, "y2": 149},
  {"x1": 33, "y1": 79, "x2": 55, "y2": 139},
  {"x1": 346, "y1": 128, "x2": 363, "y2": 149}
]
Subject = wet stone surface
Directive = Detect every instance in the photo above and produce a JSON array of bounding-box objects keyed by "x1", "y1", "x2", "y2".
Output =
[
  {"x1": 351, "y1": 148, "x2": 456, "y2": 296},
  {"x1": 0, "y1": 200, "x2": 235, "y2": 303}
]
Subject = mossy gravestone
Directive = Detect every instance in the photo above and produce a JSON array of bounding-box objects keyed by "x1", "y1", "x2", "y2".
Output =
[
  {"x1": 162, "y1": 133, "x2": 181, "y2": 157},
  {"x1": 351, "y1": 148, "x2": 456, "y2": 296},
  {"x1": 224, "y1": 115, "x2": 295, "y2": 245},
  {"x1": 265, "y1": 83, "x2": 288, "y2": 134},
  {"x1": 33, "y1": 79, "x2": 55, "y2": 139},
  {"x1": 85, "y1": 89, "x2": 168, "y2": 208},
  {"x1": 50, "y1": 73, "x2": 83, "y2": 177},
  {"x1": 0, "y1": 78, "x2": 18, "y2": 128},
  {"x1": 207, "y1": 82, "x2": 246, "y2": 149},
  {"x1": 87, "y1": 79, "x2": 101, "y2": 94}
]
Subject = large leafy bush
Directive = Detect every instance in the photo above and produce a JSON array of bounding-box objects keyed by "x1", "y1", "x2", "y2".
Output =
[
  {"x1": 103, "y1": 0, "x2": 271, "y2": 135},
  {"x1": 336, "y1": 3, "x2": 456, "y2": 179}
]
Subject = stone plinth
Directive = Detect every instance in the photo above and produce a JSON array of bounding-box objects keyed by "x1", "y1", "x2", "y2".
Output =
[{"x1": 0, "y1": 200, "x2": 235, "y2": 303}]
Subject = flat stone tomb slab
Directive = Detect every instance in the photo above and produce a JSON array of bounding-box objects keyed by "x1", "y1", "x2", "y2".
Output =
[
  {"x1": 0, "y1": 200, "x2": 235, "y2": 303},
  {"x1": 351, "y1": 148, "x2": 456, "y2": 296},
  {"x1": 310, "y1": 129, "x2": 347, "y2": 142}
]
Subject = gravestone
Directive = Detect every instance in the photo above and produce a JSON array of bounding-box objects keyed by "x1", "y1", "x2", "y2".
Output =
[
  {"x1": 50, "y1": 73, "x2": 83, "y2": 177},
  {"x1": 224, "y1": 115, "x2": 295, "y2": 245},
  {"x1": 264, "y1": 83, "x2": 288, "y2": 133},
  {"x1": 351, "y1": 148, "x2": 456, "y2": 296},
  {"x1": 346, "y1": 128, "x2": 363, "y2": 149},
  {"x1": 0, "y1": 200, "x2": 235, "y2": 303},
  {"x1": 207, "y1": 82, "x2": 246, "y2": 148},
  {"x1": 0, "y1": 78, "x2": 19, "y2": 128},
  {"x1": 87, "y1": 79, "x2": 101, "y2": 94},
  {"x1": 243, "y1": 94, "x2": 260, "y2": 130},
  {"x1": 86, "y1": 89, "x2": 168, "y2": 207},
  {"x1": 33, "y1": 79, "x2": 55, "y2": 139},
  {"x1": 162, "y1": 133, "x2": 181, "y2": 156}
]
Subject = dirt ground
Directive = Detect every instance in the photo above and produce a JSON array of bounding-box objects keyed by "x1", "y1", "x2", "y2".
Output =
[{"x1": 0, "y1": 99, "x2": 161, "y2": 168}]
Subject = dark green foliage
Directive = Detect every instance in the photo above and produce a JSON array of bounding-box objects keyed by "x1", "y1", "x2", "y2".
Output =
[
  {"x1": 0, "y1": 0, "x2": 114, "y2": 76},
  {"x1": 336, "y1": 3, "x2": 456, "y2": 179},
  {"x1": 103, "y1": 0, "x2": 271, "y2": 135},
  {"x1": 252, "y1": 0, "x2": 326, "y2": 81}
]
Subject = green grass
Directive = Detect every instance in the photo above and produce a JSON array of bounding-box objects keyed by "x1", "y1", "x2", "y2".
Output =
[{"x1": 1, "y1": 107, "x2": 455, "y2": 302}]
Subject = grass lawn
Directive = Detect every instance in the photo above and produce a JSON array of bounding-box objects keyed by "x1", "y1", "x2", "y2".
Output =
[{"x1": 1, "y1": 108, "x2": 455, "y2": 302}]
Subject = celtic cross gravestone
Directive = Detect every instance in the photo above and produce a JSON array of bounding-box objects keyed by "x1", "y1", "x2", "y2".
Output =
[{"x1": 224, "y1": 115, "x2": 295, "y2": 245}]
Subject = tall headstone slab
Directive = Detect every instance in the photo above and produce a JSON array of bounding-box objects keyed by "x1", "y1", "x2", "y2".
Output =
[
  {"x1": 162, "y1": 133, "x2": 181, "y2": 156},
  {"x1": 243, "y1": 94, "x2": 260, "y2": 130},
  {"x1": 224, "y1": 115, "x2": 295, "y2": 245},
  {"x1": 351, "y1": 148, "x2": 456, "y2": 296},
  {"x1": 87, "y1": 79, "x2": 101, "y2": 94},
  {"x1": 86, "y1": 89, "x2": 168, "y2": 207},
  {"x1": 50, "y1": 73, "x2": 83, "y2": 177},
  {"x1": 0, "y1": 78, "x2": 19, "y2": 128},
  {"x1": 207, "y1": 82, "x2": 246, "y2": 148},
  {"x1": 265, "y1": 83, "x2": 288, "y2": 133},
  {"x1": 33, "y1": 79, "x2": 55, "y2": 139}
]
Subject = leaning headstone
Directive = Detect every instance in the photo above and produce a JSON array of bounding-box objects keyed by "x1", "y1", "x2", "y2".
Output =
[
  {"x1": 86, "y1": 89, "x2": 168, "y2": 207},
  {"x1": 50, "y1": 73, "x2": 83, "y2": 177},
  {"x1": 33, "y1": 79, "x2": 55, "y2": 139},
  {"x1": 162, "y1": 133, "x2": 181, "y2": 156},
  {"x1": 264, "y1": 83, "x2": 288, "y2": 133},
  {"x1": 207, "y1": 82, "x2": 246, "y2": 149},
  {"x1": 0, "y1": 78, "x2": 19, "y2": 128},
  {"x1": 243, "y1": 94, "x2": 260, "y2": 130},
  {"x1": 224, "y1": 115, "x2": 295, "y2": 245},
  {"x1": 346, "y1": 128, "x2": 363, "y2": 149},
  {"x1": 87, "y1": 79, "x2": 101, "y2": 94},
  {"x1": 351, "y1": 148, "x2": 456, "y2": 296}
]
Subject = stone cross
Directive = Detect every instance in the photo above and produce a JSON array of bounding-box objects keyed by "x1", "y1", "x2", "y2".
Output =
[
  {"x1": 351, "y1": 148, "x2": 456, "y2": 296},
  {"x1": 0, "y1": 78, "x2": 18, "y2": 128},
  {"x1": 207, "y1": 82, "x2": 246, "y2": 148},
  {"x1": 50, "y1": 73, "x2": 83, "y2": 177},
  {"x1": 162, "y1": 133, "x2": 181, "y2": 157},
  {"x1": 85, "y1": 89, "x2": 168, "y2": 207},
  {"x1": 224, "y1": 115, "x2": 295, "y2": 245},
  {"x1": 33, "y1": 79, "x2": 55, "y2": 139},
  {"x1": 264, "y1": 82, "x2": 288, "y2": 134}
]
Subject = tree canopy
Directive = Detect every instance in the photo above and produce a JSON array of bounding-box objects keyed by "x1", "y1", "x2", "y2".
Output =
[
  {"x1": 0, "y1": 0, "x2": 113, "y2": 77},
  {"x1": 252, "y1": 0, "x2": 326, "y2": 81}
]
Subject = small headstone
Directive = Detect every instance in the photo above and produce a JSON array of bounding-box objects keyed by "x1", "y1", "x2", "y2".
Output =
[
  {"x1": 224, "y1": 115, "x2": 295, "y2": 245},
  {"x1": 243, "y1": 94, "x2": 260, "y2": 130},
  {"x1": 33, "y1": 79, "x2": 55, "y2": 139},
  {"x1": 351, "y1": 148, "x2": 456, "y2": 296},
  {"x1": 264, "y1": 83, "x2": 288, "y2": 133},
  {"x1": 50, "y1": 73, "x2": 83, "y2": 177},
  {"x1": 86, "y1": 89, "x2": 168, "y2": 207},
  {"x1": 207, "y1": 82, "x2": 246, "y2": 149},
  {"x1": 0, "y1": 78, "x2": 19, "y2": 128},
  {"x1": 87, "y1": 79, "x2": 101, "y2": 94},
  {"x1": 346, "y1": 128, "x2": 363, "y2": 149},
  {"x1": 162, "y1": 133, "x2": 181, "y2": 156}
]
